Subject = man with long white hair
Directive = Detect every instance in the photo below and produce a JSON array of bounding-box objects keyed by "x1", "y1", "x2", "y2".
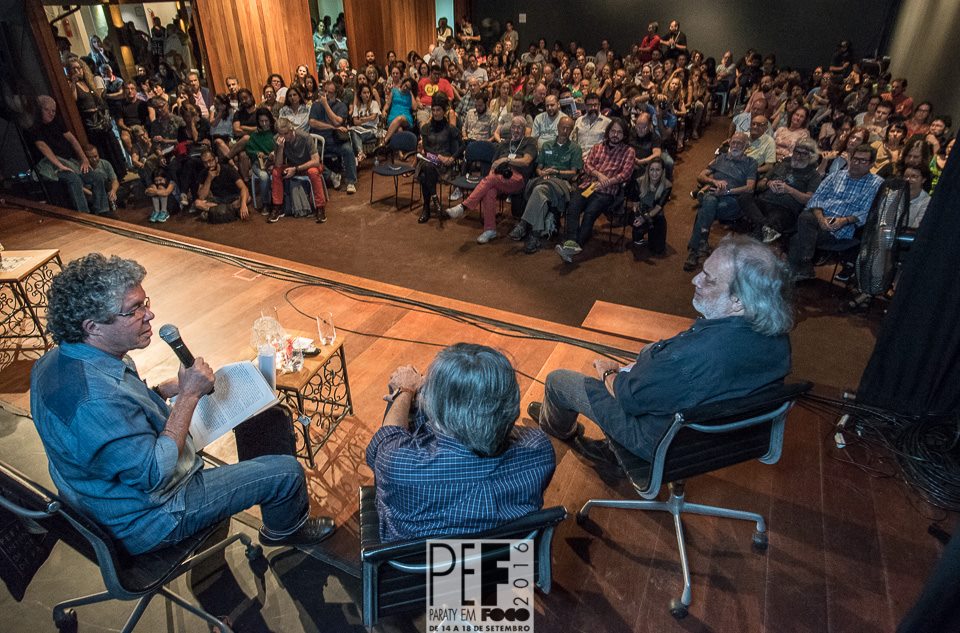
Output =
[{"x1": 529, "y1": 235, "x2": 793, "y2": 462}]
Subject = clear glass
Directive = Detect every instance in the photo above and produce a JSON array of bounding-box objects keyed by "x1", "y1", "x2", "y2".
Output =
[{"x1": 316, "y1": 311, "x2": 337, "y2": 346}]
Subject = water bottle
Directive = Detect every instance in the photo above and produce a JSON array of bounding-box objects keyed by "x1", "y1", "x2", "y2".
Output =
[{"x1": 257, "y1": 344, "x2": 277, "y2": 390}]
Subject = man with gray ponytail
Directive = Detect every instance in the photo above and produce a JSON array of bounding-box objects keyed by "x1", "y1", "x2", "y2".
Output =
[{"x1": 529, "y1": 235, "x2": 793, "y2": 462}]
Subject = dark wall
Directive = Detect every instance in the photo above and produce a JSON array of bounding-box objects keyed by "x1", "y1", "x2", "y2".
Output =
[{"x1": 474, "y1": 0, "x2": 898, "y2": 71}]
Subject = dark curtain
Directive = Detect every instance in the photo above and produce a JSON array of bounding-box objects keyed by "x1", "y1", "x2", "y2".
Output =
[{"x1": 857, "y1": 151, "x2": 960, "y2": 415}]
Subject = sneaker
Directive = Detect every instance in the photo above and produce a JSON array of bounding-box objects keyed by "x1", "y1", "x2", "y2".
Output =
[
  {"x1": 259, "y1": 206, "x2": 271, "y2": 216},
  {"x1": 761, "y1": 226, "x2": 781, "y2": 244},
  {"x1": 329, "y1": 172, "x2": 342, "y2": 189},
  {"x1": 446, "y1": 204, "x2": 466, "y2": 219},
  {"x1": 834, "y1": 267, "x2": 854, "y2": 283},
  {"x1": 155, "y1": 211, "x2": 169, "y2": 223},
  {"x1": 268, "y1": 208, "x2": 285, "y2": 223},
  {"x1": 148, "y1": 210, "x2": 160, "y2": 223},
  {"x1": 523, "y1": 234, "x2": 542, "y2": 254},
  {"x1": 315, "y1": 207, "x2": 327, "y2": 223},
  {"x1": 555, "y1": 243, "x2": 575, "y2": 263},
  {"x1": 259, "y1": 516, "x2": 335, "y2": 547},
  {"x1": 179, "y1": 193, "x2": 190, "y2": 207},
  {"x1": 345, "y1": 183, "x2": 356, "y2": 195},
  {"x1": 476, "y1": 229, "x2": 498, "y2": 244},
  {"x1": 683, "y1": 249, "x2": 699, "y2": 272},
  {"x1": 508, "y1": 223, "x2": 527, "y2": 241},
  {"x1": 449, "y1": 187, "x2": 463, "y2": 201},
  {"x1": 562, "y1": 240, "x2": 582, "y2": 254}
]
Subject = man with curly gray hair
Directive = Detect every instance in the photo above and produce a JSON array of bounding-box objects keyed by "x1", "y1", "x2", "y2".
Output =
[
  {"x1": 31, "y1": 253, "x2": 335, "y2": 554},
  {"x1": 529, "y1": 235, "x2": 792, "y2": 463}
]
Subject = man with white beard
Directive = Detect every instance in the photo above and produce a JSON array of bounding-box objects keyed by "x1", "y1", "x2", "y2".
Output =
[{"x1": 527, "y1": 235, "x2": 792, "y2": 462}]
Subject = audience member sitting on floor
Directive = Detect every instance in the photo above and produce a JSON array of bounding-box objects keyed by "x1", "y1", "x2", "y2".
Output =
[
  {"x1": 82, "y1": 145, "x2": 120, "y2": 215},
  {"x1": 529, "y1": 235, "x2": 792, "y2": 463},
  {"x1": 628, "y1": 156, "x2": 672, "y2": 255},
  {"x1": 268, "y1": 118, "x2": 326, "y2": 224},
  {"x1": 509, "y1": 115, "x2": 582, "y2": 254},
  {"x1": 787, "y1": 143, "x2": 883, "y2": 282},
  {"x1": 193, "y1": 148, "x2": 250, "y2": 223},
  {"x1": 309, "y1": 80, "x2": 357, "y2": 194},
  {"x1": 31, "y1": 253, "x2": 336, "y2": 554},
  {"x1": 28, "y1": 96, "x2": 111, "y2": 215},
  {"x1": 366, "y1": 343, "x2": 556, "y2": 542},
  {"x1": 684, "y1": 132, "x2": 757, "y2": 271},
  {"x1": 446, "y1": 115, "x2": 538, "y2": 244},
  {"x1": 556, "y1": 117, "x2": 636, "y2": 262},
  {"x1": 416, "y1": 94, "x2": 460, "y2": 224},
  {"x1": 144, "y1": 168, "x2": 176, "y2": 223},
  {"x1": 741, "y1": 137, "x2": 822, "y2": 244}
]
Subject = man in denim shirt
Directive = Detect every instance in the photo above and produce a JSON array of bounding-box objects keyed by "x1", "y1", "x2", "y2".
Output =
[
  {"x1": 528, "y1": 236, "x2": 793, "y2": 462},
  {"x1": 30, "y1": 254, "x2": 334, "y2": 554}
]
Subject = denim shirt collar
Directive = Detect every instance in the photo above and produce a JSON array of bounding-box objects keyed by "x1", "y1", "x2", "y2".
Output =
[{"x1": 59, "y1": 342, "x2": 137, "y2": 382}]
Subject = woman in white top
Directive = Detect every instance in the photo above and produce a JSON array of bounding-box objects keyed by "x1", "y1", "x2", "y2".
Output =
[
  {"x1": 350, "y1": 84, "x2": 381, "y2": 163},
  {"x1": 277, "y1": 86, "x2": 310, "y2": 132}
]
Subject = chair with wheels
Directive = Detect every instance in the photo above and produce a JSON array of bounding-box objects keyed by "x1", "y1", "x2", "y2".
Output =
[
  {"x1": 358, "y1": 485, "x2": 566, "y2": 628},
  {"x1": 370, "y1": 131, "x2": 419, "y2": 208},
  {"x1": 0, "y1": 460, "x2": 262, "y2": 633},
  {"x1": 576, "y1": 381, "x2": 812, "y2": 619}
]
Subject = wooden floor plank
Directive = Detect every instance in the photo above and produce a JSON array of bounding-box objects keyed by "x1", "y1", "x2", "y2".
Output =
[{"x1": 581, "y1": 300, "x2": 695, "y2": 343}]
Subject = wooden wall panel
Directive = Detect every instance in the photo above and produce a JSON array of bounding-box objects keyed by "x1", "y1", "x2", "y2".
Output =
[
  {"x1": 193, "y1": 0, "x2": 315, "y2": 95},
  {"x1": 343, "y1": 0, "x2": 435, "y2": 71}
]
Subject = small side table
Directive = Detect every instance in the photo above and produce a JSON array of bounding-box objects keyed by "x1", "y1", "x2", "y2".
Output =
[
  {"x1": 274, "y1": 338, "x2": 353, "y2": 468},
  {"x1": 0, "y1": 249, "x2": 63, "y2": 350}
]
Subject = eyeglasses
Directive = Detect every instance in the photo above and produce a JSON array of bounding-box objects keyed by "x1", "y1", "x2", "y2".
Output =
[{"x1": 116, "y1": 297, "x2": 151, "y2": 319}]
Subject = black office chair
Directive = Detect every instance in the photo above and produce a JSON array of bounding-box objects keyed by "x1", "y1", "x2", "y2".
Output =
[
  {"x1": 576, "y1": 381, "x2": 812, "y2": 619},
  {"x1": 443, "y1": 140, "x2": 496, "y2": 205},
  {"x1": 0, "y1": 460, "x2": 262, "y2": 633},
  {"x1": 358, "y1": 485, "x2": 566, "y2": 628},
  {"x1": 369, "y1": 131, "x2": 419, "y2": 208}
]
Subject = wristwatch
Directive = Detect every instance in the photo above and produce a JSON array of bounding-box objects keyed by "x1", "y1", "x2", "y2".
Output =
[{"x1": 602, "y1": 368, "x2": 619, "y2": 382}]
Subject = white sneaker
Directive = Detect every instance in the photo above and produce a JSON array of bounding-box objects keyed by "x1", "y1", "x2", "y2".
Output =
[
  {"x1": 476, "y1": 229, "x2": 498, "y2": 244},
  {"x1": 346, "y1": 183, "x2": 357, "y2": 194},
  {"x1": 450, "y1": 187, "x2": 463, "y2": 201},
  {"x1": 446, "y1": 204, "x2": 466, "y2": 219},
  {"x1": 329, "y1": 172, "x2": 342, "y2": 189}
]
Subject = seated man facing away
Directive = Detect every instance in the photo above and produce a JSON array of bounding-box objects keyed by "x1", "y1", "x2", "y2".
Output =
[
  {"x1": 268, "y1": 117, "x2": 327, "y2": 224},
  {"x1": 509, "y1": 115, "x2": 582, "y2": 254},
  {"x1": 446, "y1": 116, "x2": 538, "y2": 244},
  {"x1": 740, "y1": 137, "x2": 822, "y2": 244},
  {"x1": 529, "y1": 236, "x2": 792, "y2": 462},
  {"x1": 28, "y1": 96, "x2": 111, "y2": 215},
  {"x1": 30, "y1": 254, "x2": 335, "y2": 555},
  {"x1": 684, "y1": 132, "x2": 757, "y2": 272},
  {"x1": 366, "y1": 343, "x2": 556, "y2": 541},
  {"x1": 787, "y1": 143, "x2": 883, "y2": 282}
]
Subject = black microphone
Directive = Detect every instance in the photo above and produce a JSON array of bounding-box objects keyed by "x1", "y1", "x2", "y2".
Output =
[{"x1": 158, "y1": 324, "x2": 196, "y2": 367}]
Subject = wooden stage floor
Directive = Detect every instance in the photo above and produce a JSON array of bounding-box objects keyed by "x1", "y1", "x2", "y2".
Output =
[{"x1": 0, "y1": 204, "x2": 952, "y2": 632}]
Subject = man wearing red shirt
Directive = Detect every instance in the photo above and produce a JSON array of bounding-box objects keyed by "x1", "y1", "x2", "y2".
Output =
[
  {"x1": 417, "y1": 64, "x2": 455, "y2": 125},
  {"x1": 638, "y1": 22, "x2": 661, "y2": 63}
]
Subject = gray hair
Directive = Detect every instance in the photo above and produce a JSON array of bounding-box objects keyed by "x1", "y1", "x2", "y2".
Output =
[
  {"x1": 714, "y1": 235, "x2": 793, "y2": 336},
  {"x1": 795, "y1": 137, "x2": 820, "y2": 165},
  {"x1": 418, "y1": 343, "x2": 520, "y2": 456},
  {"x1": 47, "y1": 254, "x2": 146, "y2": 344}
]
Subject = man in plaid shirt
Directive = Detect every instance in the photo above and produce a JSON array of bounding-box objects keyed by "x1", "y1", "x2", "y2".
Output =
[
  {"x1": 788, "y1": 144, "x2": 882, "y2": 281},
  {"x1": 556, "y1": 118, "x2": 636, "y2": 262}
]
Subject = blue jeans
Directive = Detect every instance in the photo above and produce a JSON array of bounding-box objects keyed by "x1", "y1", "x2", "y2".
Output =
[
  {"x1": 157, "y1": 454, "x2": 309, "y2": 549},
  {"x1": 540, "y1": 369, "x2": 602, "y2": 439},
  {"x1": 687, "y1": 193, "x2": 742, "y2": 251},
  {"x1": 37, "y1": 158, "x2": 108, "y2": 214},
  {"x1": 327, "y1": 137, "x2": 358, "y2": 184}
]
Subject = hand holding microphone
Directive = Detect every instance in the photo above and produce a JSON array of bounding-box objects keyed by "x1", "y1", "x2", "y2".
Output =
[{"x1": 159, "y1": 324, "x2": 214, "y2": 395}]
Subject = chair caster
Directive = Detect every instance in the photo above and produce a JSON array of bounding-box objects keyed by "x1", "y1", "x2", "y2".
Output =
[
  {"x1": 669, "y1": 598, "x2": 688, "y2": 619},
  {"x1": 53, "y1": 607, "x2": 78, "y2": 632},
  {"x1": 245, "y1": 544, "x2": 264, "y2": 561},
  {"x1": 752, "y1": 530, "x2": 769, "y2": 551}
]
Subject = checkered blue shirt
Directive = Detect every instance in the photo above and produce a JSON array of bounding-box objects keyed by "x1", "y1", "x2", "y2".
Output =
[
  {"x1": 806, "y1": 170, "x2": 883, "y2": 240},
  {"x1": 366, "y1": 414, "x2": 556, "y2": 543}
]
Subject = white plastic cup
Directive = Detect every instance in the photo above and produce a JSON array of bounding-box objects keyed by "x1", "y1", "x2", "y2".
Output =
[{"x1": 257, "y1": 344, "x2": 277, "y2": 390}]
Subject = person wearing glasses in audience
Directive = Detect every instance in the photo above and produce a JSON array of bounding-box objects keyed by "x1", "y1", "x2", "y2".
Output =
[
  {"x1": 787, "y1": 143, "x2": 882, "y2": 282},
  {"x1": 30, "y1": 254, "x2": 336, "y2": 555}
]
